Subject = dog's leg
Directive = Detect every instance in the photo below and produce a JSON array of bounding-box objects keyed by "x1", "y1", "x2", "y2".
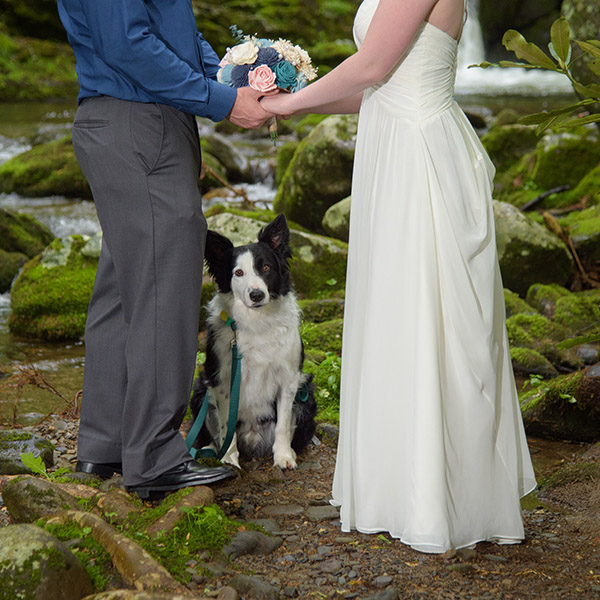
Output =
[{"x1": 273, "y1": 383, "x2": 298, "y2": 469}]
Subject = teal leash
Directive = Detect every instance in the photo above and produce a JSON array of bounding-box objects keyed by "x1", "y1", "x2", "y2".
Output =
[{"x1": 186, "y1": 316, "x2": 241, "y2": 461}]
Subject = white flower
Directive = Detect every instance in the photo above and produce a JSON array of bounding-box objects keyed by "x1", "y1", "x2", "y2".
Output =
[{"x1": 228, "y1": 40, "x2": 259, "y2": 65}]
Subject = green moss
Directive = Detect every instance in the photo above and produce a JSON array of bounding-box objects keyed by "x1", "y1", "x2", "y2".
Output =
[
  {"x1": 553, "y1": 293, "x2": 600, "y2": 334},
  {"x1": 0, "y1": 136, "x2": 91, "y2": 199},
  {"x1": 304, "y1": 353, "x2": 341, "y2": 423},
  {"x1": 9, "y1": 236, "x2": 98, "y2": 341},
  {"x1": 510, "y1": 346, "x2": 557, "y2": 377},
  {"x1": 504, "y1": 289, "x2": 538, "y2": 318},
  {"x1": 0, "y1": 207, "x2": 55, "y2": 257},
  {"x1": 559, "y1": 204, "x2": 600, "y2": 237},
  {"x1": 525, "y1": 283, "x2": 571, "y2": 316},
  {"x1": 481, "y1": 124, "x2": 539, "y2": 171},
  {"x1": 298, "y1": 297, "x2": 344, "y2": 323},
  {"x1": 300, "y1": 318, "x2": 343, "y2": 355},
  {"x1": 275, "y1": 141, "x2": 299, "y2": 187},
  {"x1": 294, "y1": 114, "x2": 329, "y2": 138}
]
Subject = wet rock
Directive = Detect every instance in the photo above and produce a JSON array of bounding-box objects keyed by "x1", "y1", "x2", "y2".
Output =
[
  {"x1": 0, "y1": 429, "x2": 54, "y2": 475},
  {"x1": 223, "y1": 530, "x2": 283, "y2": 559},
  {"x1": 274, "y1": 114, "x2": 358, "y2": 232},
  {"x1": 322, "y1": 196, "x2": 351, "y2": 243},
  {"x1": 202, "y1": 132, "x2": 249, "y2": 182},
  {"x1": 577, "y1": 345, "x2": 600, "y2": 365},
  {"x1": 9, "y1": 234, "x2": 99, "y2": 341},
  {"x1": 304, "y1": 505, "x2": 339, "y2": 522},
  {"x1": 0, "y1": 523, "x2": 93, "y2": 600},
  {"x1": 228, "y1": 574, "x2": 281, "y2": 600},
  {"x1": 493, "y1": 201, "x2": 573, "y2": 296},
  {"x1": 2, "y1": 475, "x2": 79, "y2": 522}
]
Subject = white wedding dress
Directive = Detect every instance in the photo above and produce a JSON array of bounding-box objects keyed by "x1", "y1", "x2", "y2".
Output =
[{"x1": 331, "y1": 0, "x2": 537, "y2": 553}]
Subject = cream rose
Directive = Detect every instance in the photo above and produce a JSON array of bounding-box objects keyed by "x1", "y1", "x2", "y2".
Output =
[
  {"x1": 228, "y1": 41, "x2": 259, "y2": 65},
  {"x1": 248, "y1": 65, "x2": 277, "y2": 92}
]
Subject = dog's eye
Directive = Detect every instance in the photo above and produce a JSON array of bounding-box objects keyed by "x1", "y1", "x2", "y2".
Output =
[
  {"x1": 234, "y1": 269, "x2": 244, "y2": 277},
  {"x1": 262, "y1": 264, "x2": 271, "y2": 273}
]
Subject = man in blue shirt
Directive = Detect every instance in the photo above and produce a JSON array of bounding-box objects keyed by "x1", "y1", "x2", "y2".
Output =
[{"x1": 58, "y1": 0, "x2": 275, "y2": 497}]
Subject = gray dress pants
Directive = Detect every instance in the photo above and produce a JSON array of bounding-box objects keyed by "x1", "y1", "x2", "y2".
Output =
[{"x1": 72, "y1": 97, "x2": 206, "y2": 486}]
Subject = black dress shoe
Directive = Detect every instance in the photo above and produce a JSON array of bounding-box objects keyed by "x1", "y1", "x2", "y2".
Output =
[
  {"x1": 127, "y1": 461, "x2": 237, "y2": 499},
  {"x1": 76, "y1": 460, "x2": 123, "y2": 479}
]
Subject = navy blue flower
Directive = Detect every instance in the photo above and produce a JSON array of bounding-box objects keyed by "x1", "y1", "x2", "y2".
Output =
[
  {"x1": 231, "y1": 64, "x2": 252, "y2": 88},
  {"x1": 255, "y1": 47, "x2": 281, "y2": 68}
]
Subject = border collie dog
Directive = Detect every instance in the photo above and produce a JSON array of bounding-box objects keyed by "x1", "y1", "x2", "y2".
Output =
[{"x1": 190, "y1": 214, "x2": 317, "y2": 469}]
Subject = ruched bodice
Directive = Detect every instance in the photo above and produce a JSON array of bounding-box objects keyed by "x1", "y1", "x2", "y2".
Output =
[
  {"x1": 331, "y1": 0, "x2": 536, "y2": 554},
  {"x1": 354, "y1": 1, "x2": 458, "y2": 120}
]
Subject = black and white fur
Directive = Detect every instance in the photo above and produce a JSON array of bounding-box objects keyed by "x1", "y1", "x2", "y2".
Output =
[{"x1": 191, "y1": 214, "x2": 317, "y2": 469}]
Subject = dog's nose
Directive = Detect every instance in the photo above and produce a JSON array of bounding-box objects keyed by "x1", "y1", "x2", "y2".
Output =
[{"x1": 249, "y1": 289, "x2": 265, "y2": 303}]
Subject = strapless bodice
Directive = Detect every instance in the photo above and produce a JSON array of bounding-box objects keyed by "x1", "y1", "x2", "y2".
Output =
[{"x1": 353, "y1": 0, "x2": 459, "y2": 120}]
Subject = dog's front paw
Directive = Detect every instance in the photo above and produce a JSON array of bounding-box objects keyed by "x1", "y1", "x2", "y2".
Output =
[{"x1": 273, "y1": 447, "x2": 297, "y2": 470}]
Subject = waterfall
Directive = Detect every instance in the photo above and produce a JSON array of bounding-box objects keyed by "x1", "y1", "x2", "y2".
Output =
[{"x1": 455, "y1": 0, "x2": 574, "y2": 96}]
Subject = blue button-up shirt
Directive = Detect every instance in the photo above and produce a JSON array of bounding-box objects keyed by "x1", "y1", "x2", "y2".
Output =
[{"x1": 57, "y1": 0, "x2": 237, "y2": 121}]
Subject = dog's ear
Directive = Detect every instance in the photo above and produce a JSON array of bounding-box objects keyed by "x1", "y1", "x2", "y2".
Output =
[
  {"x1": 258, "y1": 214, "x2": 292, "y2": 259},
  {"x1": 205, "y1": 230, "x2": 234, "y2": 292}
]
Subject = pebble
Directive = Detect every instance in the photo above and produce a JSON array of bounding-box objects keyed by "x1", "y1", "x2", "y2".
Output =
[
  {"x1": 305, "y1": 505, "x2": 340, "y2": 522},
  {"x1": 261, "y1": 504, "x2": 304, "y2": 517},
  {"x1": 372, "y1": 575, "x2": 394, "y2": 588},
  {"x1": 484, "y1": 554, "x2": 509, "y2": 563},
  {"x1": 319, "y1": 558, "x2": 343, "y2": 574}
]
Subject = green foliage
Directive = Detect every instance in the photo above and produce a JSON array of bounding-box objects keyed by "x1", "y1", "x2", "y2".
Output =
[
  {"x1": 304, "y1": 352, "x2": 342, "y2": 423},
  {"x1": 20, "y1": 452, "x2": 72, "y2": 481},
  {"x1": 474, "y1": 17, "x2": 600, "y2": 134}
]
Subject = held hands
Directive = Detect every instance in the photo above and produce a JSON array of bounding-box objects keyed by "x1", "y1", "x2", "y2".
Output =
[{"x1": 227, "y1": 87, "x2": 278, "y2": 129}]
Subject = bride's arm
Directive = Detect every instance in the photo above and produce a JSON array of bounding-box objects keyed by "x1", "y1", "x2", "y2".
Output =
[{"x1": 262, "y1": 0, "x2": 438, "y2": 115}]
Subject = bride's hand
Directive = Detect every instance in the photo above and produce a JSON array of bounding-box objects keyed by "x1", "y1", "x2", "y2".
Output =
[{"x1": 260, "y1": 92, "x2": 294, "y2": 118}]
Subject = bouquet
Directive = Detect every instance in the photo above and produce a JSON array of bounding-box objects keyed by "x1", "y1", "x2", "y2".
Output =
[{"x1": 218, "y1": 26, "x2": 318, "y2": 143}]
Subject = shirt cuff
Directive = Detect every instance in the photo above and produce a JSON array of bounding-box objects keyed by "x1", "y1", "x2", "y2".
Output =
[{"x1": 204, "y1": 80, "x2": 237, "y2": 122}]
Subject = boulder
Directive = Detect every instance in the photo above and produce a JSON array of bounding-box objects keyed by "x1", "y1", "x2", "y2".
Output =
[
  {"x1": 0, "y1": 206, "x2": 55, "y2": 292},
  {"x1": 558, "y1": 204, "x2": 600, "y2": 265},
  {"x1": 322, "y1": 196, "x2": 351, "y2": 242},
  {"x1": 2, "y1": 476, "x2": 81, "y2": 523},
  {"x1": 510, "y1": 346, "x2": 558, "y2": 378},
  {"x1": 201, "y1": 132, "x2": 249, "y2": 183},
  {"x1": 493, "y1": 201, "x2": 573, "y2": 295},
  {"x1": 0, "y1": 523, "x2": 93, "y2": 600},
  {"x1": 481, "y1": 124, "x2": 539, "y2": 172},
  {"x1": 0, "y1": 429, "x2": 54, "y2": 475},
  {"x1": 0, "y1": 135, "x2": 91, "y2": 198},
  {"x1": 206, "y1": 212, "x2": 348, "y2": 297},
  {"x1": 503, "y1": 288, "x2": 538, "y2": 318},
  {"x1": 274, "y1": 114, "x2": 358, "y2": 232},
  {"x1": 9, "y1": 234, "x2": 100, "y2": 341},
  {"x1": 520, "y1": 369, "x2": 600, "y2": 442}
]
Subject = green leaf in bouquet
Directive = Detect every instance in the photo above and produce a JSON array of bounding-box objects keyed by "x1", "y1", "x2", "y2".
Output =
[
  {"x1": 576, "y1": 40, "x2": 600, "y2": 59},
  {"x1": 549, "y1": 17, "x2": 571, "y2": 67},
  {"x1": 502, "y1": 30, "x2": 558, "y2": 70}
]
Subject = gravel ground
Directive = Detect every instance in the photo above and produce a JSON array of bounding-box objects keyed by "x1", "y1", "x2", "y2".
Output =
[{"x1": 2, "y1": 417, "x2": 599, "y2": 600}]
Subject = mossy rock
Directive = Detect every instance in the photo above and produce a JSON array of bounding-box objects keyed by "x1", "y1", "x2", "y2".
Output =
[
  {"x1": 0, "y1": 135, "x2": 91, "y2": 198},
  {"x1": 0, "y1": 248, "x2": 27, "y2": 293},
  {"x1": 493, "y1": 201, "x2": 573, "y2": 295},
  {"x1": 300, "y1": 318, "x2": 343, "y2": 356},
  {"x1": 558, "y1": 204, "x2": 600, "y2": 264},
  {"x1": 322, "y1": 196, "x2": 350, "y2": 243},
  {"x1": 520, "y1": 370, "x2": 600, "y2": 442},
  {"x1": 0, "y1": 430, "x2": 54, "y2": 475},
  {"x1": 539, "y1": 459, "x2": 600, "y2": 492},
  {"x1": 0, "y1": 206, "x2": 55, "y2": 256},
  {"x1": 532, "y1": 134, "x2": 600, "y2": 198},
  {"x1": 294, "y1": 114, "x2": 329, "y2": 138},
  {"x1": 526, "y1": 283, "x2": 600, "y2": 334},
  {"x1": 200, "y1": 150, "x2": 229, "y2": 192},
  {"x1": 274, "y1": 114, "x2": 358, "y2": 233},
  {"x1": 506, "y1": 313, "x2": 581, "y2": 371},
  {"x1": 0, "y1": 32, "x2": 79, "y2": 101},
  {"x1": 510, "y1": 346, "x2": 558, "y2": 378},
  {"x1": 298, "y1": 297, "x2": 345, "y2": 323},
  {"x1": 481, "y1": 124, "x2": 539, "y2": 172},
  {"x1": 201, "y1": 133, "x2": 249, "y2": 183},
  {"x1": 275, "y1": 141, "x2": 300, "y2": 187},
  {"x1": 0, "y1": 523, "x2": 93, "y2": 600},
  {"x1": 9, "y1": 234, "x2": 100, "y2": 341},
  {"x1": 504, "y1": 288, "x2": 538, "y2": 318}
]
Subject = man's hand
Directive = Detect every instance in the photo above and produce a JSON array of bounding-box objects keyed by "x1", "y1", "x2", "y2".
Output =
[{"x1": 227, "y1": 87, "x2": 276, "y2": 129}]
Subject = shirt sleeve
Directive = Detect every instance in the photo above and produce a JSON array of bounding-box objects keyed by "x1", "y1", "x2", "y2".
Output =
[
  {"x1": 77, "y1": 0, "x2": 236, "y2": 121},
  {"x1": 196, "y1": 32, "x2": 222, "y2": 80}
]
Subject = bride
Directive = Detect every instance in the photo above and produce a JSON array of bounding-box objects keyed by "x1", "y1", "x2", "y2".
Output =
[{"x1": 261, "y1": 0, "x2": 536, "y2": 553}]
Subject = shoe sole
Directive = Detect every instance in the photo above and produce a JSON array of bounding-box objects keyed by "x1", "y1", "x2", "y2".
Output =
[
  {"x1": 127, "y1": 472, "x2": 236, "y2": 499},
  {"x1": 75, "y1": 462, "x2": 122, "y2": 479}
]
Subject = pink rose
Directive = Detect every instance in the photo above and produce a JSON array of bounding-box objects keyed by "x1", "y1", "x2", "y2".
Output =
[{"x1": 248, "y1": 65, "x2": 277, "y2": 93}]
